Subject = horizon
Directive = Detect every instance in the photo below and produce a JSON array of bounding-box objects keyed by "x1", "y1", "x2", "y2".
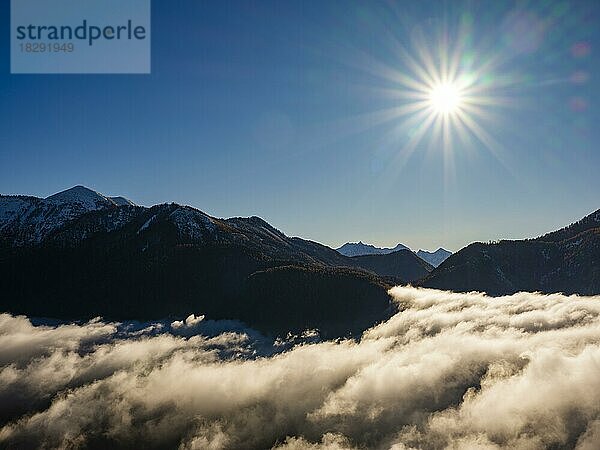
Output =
[{"x1": 2, "y1": 183, "x2": 596, "y2": 253}]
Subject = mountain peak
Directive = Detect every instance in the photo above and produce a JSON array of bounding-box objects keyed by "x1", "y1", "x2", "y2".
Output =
[
  {"x1": 48, "y1": 185, "x2": 97, "y2": 196},
  {"x1": 416, "y1": 248, "x2": 452, "y2": 267},
  {"x1": 46, "y1": 185, "x2": 112, "y2": 206},
  {"x1": 45, "y1": 186, "x2": 137, "y2": 208},
  {"x1": 337, "y1": 241, "x2": 410, "y2": 257}
]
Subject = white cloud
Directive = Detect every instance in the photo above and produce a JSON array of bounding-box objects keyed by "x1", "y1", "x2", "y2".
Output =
[{"x1": 1, "y1": 287, "x2": 600, "y2": 449}]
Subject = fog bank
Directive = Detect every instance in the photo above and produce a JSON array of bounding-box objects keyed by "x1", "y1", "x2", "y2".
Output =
[{"x1": 1, "y1": 287, "x2": 600, "y2": 449}]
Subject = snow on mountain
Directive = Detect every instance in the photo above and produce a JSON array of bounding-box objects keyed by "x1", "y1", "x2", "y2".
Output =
[
  {"x1": 416, "y1": 248, "x2": 452, "y2": 267},
  {"x1": 0, "y1": 196, "x2": 41, "y2": 225},
  {"x1": 0, "y1": 186, "x2": 136, "y2": 245},
  {"x1": 41, "y1": 187, "x2": 119, "y2": 237},
  {"x1": 110, "y1": 196, "x2": 136, "y2": 206},
  {"x1": 137, "y1": 214, "x2": 157, "y2": 234},
  {"x1": 45, "y1": 185, "x2": 115, "y2": 208},
  {"x1": 336, "y1": 241, "x2": 409, "y2": 257},
  {"x1": 168, "y1": 206, "x2": 218, "y2": 241}
]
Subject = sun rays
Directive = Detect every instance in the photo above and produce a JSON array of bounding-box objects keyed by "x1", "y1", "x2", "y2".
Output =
[
  {"x1": 392, "y1": 31, "x2": 507, "y2": 169},
  {"x1": 337, "y1": 14, "x2": 517, "y2": 183}
]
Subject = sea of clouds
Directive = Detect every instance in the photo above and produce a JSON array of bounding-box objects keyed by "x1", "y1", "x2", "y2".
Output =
[{"x1": 1, "y1": 286, "x2": 600, "y2": 449}]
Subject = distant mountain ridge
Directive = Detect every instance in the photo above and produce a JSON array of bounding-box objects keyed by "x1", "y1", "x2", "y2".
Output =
[
  {"x1": 421, "y1": 209, "x2": 600, "y2": 296},
  {"x1": 416, "y1": 248, "x2": 452, "y2": 267},
  {"x1": 337, "y1": 241, "x2": 409, "y2": 257}
]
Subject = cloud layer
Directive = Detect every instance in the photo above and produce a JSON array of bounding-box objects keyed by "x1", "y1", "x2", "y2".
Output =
[{"x1": 1, "y1": 287, "x2": 600, "y2": 449}]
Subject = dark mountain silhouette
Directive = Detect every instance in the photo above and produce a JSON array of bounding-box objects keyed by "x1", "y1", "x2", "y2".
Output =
[
  {"x1": 0, "y1": 187, "x2": 397, "y2": 337},
  {"x1": 420, "y1": 209, "x2": 600, "y2": 296},
  {"x1": 351, "y1": 249, "x2": 433, "y2": 282},
  {"x1": 4, "y1": 187, "x2": 596, "y2": 334}
]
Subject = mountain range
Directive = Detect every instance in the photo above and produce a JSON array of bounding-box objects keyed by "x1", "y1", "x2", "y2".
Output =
[
  {"x1": 336, "y1": 241, "x2": 409, "y2": 257},
  {"x1": 0, "y1": 187, "x2": 429, "y2": 337},
  {"x1": 337, "y1": 241, "x2": 452, "y2": 268},
  {"x1": 1, "y1": 186, "x2": 598, "y2": 335}
]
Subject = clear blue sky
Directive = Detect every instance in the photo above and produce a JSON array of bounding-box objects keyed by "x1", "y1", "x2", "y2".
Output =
[{"x1": 1, "y1": 0, "x2": 598, "y2": 252}]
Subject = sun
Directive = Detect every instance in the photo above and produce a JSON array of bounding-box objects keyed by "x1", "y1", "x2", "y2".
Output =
[
  {"x1": 333, "y1": 16, "x2": 513, "y2": 181},
  {"x1": 429, "y1": 82, "x2": 463, "y2": 114}
]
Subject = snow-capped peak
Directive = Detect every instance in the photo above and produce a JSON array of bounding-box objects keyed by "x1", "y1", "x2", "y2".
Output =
[
  {"x1": 46, "y1": 185, "x2": 115, "y2": 208},
  {"x1": 1, "y1": 186, "x2": 136, "y2": 245}
]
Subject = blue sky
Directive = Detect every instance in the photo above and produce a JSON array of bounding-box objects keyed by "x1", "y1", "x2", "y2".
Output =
[{"x1": 0, "y1": 0, "x2": 598, "y2": 251}]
